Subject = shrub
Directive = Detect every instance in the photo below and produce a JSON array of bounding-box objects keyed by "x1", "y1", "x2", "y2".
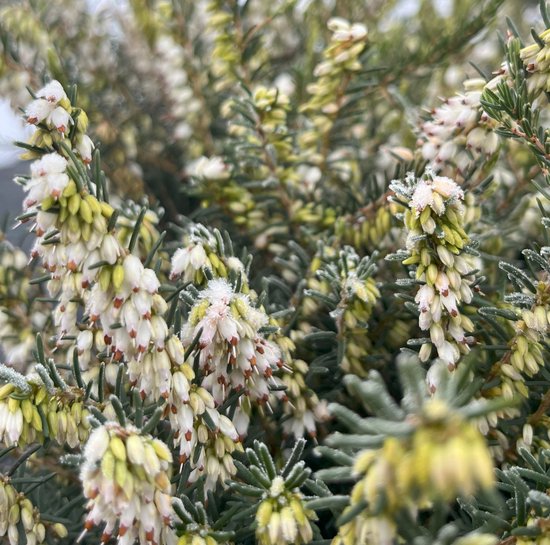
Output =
[{"x1": 1, "y1": 1, "x2": 550, "y2": 544}]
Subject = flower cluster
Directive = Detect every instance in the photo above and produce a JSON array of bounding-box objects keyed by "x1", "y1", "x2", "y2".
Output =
[
  {"x1": 183, "y1": 279, "x2": 285, "y2": 424},
  {"x1": 488, "y1": 280, "x2": 550, "y2": 405},
  {"x1": 17, "y1": 80, "x2": 188, "y2": 404},
  {"x1": 214, "y1": 85, "x2": 298, "y2": 248},
  {"x1": 167, "y1": 361, "x2": 242, "y2": 491},
  {"x1": 25, "y1": 80, "x2": 71, "y2": 134},
  {"x1": 24, "y1": 80, "x2": 93, "y2": 163},
  {"x1": 206, "y1": 0, "x2": 266, "y2": 92},
  {"x1": 155, "y1": 35, "x2": 201, "y2": 143},
  {"x1": 520, "y1": 28, "x2": 550, "y2": 96},
  {"x1": 21, "y1": 107, "x2": 114, "y2": 348},
  {"x1": 190, "y1": 155, "x2": 259, "y2": 231},
  {"x1": 334, "y1": 399, "x2": 494, "y2": 545},
  {"x1": 280, "y1": 357, "x2": 325, "y2": 439},
  {"x1": 305, "y1": 247, "x2": 381, "y2": 375},
  {"x1": 0, "y1": 477, "x2": 67, "y2": 545},
  {"x1": 170, "y1": 223, "x2": 244, "y2": 286},
  {"x1": 418, "y1": 78, "x2": 499, "y2": 174},
  {"x1": 407, "y1": 400, "x2": 495, "y2": 500},
  {"x1": 255, "y1": 476, "x2": 315, "y2": 545},
  {"x1": 391, "y1": 170, "x2": 477, "y2": 370},
  {"x1": 0, "y1": 375, "x2": 90, "y2": 448},
  {"x1": 81, "y1": 423, "x2": 175, "y2": 545},
  {"x1": 300, "y1": 18, "x2": 368, "y2": 164},
  {"x1": 0, "y1": 237, "x2": 45, "y2": 369},
  {"x1": 87, "y1": 252, "x2": 171, "y2": 398},
  {"x1": 334, "y1": 204, "x2": 393, "y2": 254},
  {"x1": 505, "y1": 303, "x2": 547, "y2": 385}
]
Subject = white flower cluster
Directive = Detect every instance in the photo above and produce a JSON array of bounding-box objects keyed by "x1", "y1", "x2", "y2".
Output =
[
  {"x1": 81, "y1": 423, "x2": 176, "y2": 545},
  {"x1": 191, "y1": 156, "x2": 231, "y2": 181},
  {"x1": 392, "y1": 171, "x2": 477, "y2": 371},
  {"x1": 87, "y1": 253, "x2": 181, "y2": 400},
  {"x1": 170, "y1": 223, "x2": 245, "y2": 286},
  {"x1": 168, "y1": 373, "x2": 241, "y2": 491},
  {"x1": 170, "y1": 225, "x2": 213, "y2": 285},
  {"x1": 170, "y1": 242, "x2": 208, "y2": 282},
  {"x1": 419, "y1": 79, "x2": 499, "y2": 173},
  {"x1": 25, "y1": 80, "x2": 71, "y2": 133},
  {"x1": 25, "y1": 153, "x2": 70, "y2": 208},
  {"x1": 24, "y1": 154, "x2": 114, "y2": 345},
  {"x1": 182, "y1": 279, "x2": 285, "y2": 435},
  {"x1": 326, "y1": 17, "x2": 368, "y2": 42},
  {"x1": 24, "y1": 80, "x2": 93, "y2": 162},
  {"x1": 0, "y1": 376, "x2": 90, "y2": 448},
  {"x1": 300, "y1": 17, "x2": 368, "y2": 160},
  {"x1": 408, "y1": 175, "x2": 464, "y2": 220},
  {"x1": 155, "y1": 36, "x2": 201, "y2": 142},
  {"x1": 19, "y1": 83, "x2": 109, "y2": 350},
  {"x1": 19, "y1": 82, "x2": 186, "y2": 403}
]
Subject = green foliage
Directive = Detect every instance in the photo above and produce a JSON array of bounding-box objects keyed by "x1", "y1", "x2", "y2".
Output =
[{"x1": 2, "y1": 1, "x2": 550, "y2": 545}]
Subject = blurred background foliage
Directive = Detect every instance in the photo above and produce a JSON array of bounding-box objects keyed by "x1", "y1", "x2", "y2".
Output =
[{"x1": 3, "y1": 1, "x2": 550, "y2": 544}]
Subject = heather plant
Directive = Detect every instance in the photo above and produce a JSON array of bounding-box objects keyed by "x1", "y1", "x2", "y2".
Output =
[{"x1": 1, "y1": 1, "x2": 550, "y2": 544}]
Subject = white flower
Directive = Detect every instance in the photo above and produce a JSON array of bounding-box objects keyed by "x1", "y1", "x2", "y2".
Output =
[
  {"x1": 47, "y1": 106, "x2": 72, "y2": 133},
  {"x1": 76, "y1": 134, "x2": 94, "y2": 163},
  {"x1": 201, "y1": 278, "x2": 234, "y2": 304},
  {"x1": 100, "y1": 235, "x2": 121, "y2": 265},
  {"x1": 140, "y1": 269, "x2": 160, "y2": 294},
  {"x1": 170, "y1": 244, "x2": 208, "y2": 281},
  {"x1": 24, "y1": 153, "x2": 69, "y2": 207},
  {"x1": 410, "y1": 181, "x2": 434, "y2": 214},
  {"x1": 32, "y1": 152, "x2": 68, "y2": 177},
  {"x1": 193, "y1": 156, "x2": 230, "y2": 180},
  {"x1": 25, "y1": 99, "x2": 53, "y2": 124},
  {"x1": 437, "y1": 340, "x2": 460, "y2": 367},
  {"x1": 36, "y1": 80, "x2": 67, "y2": 103},
  {"x1": 432, "y1": 176, "x2": 462, "y2": 200},
  {"x1": 415, "y1": 284, "x2": 435, "y2": 313}
]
